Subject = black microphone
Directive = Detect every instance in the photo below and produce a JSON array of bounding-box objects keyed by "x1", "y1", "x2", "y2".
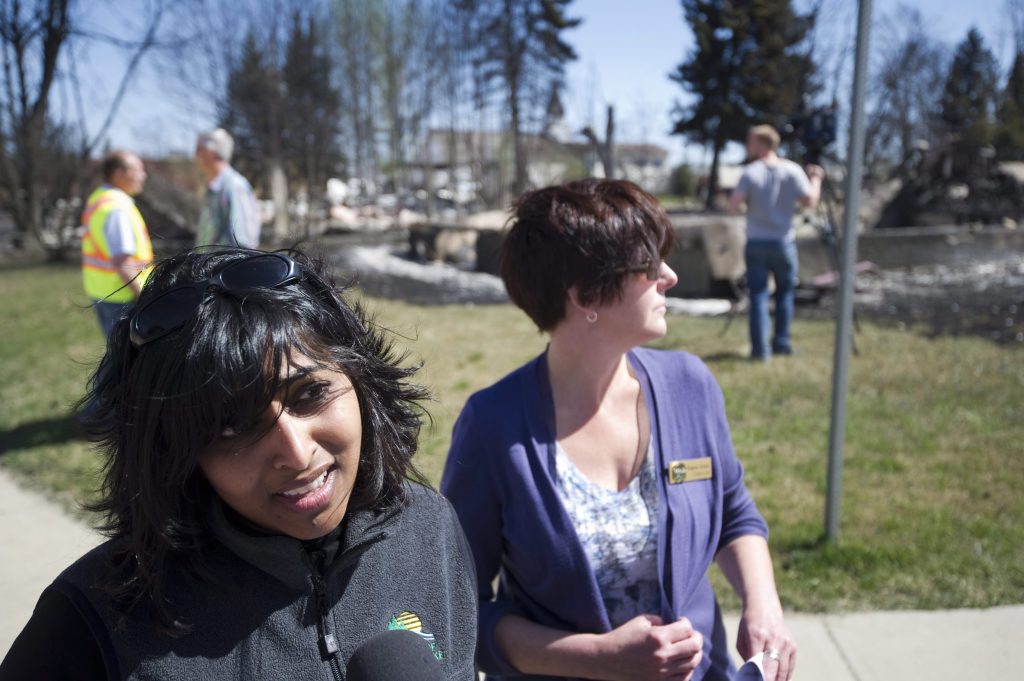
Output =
[{"x1": 346, "y1": 629, "x2": 446, "y2": 681}]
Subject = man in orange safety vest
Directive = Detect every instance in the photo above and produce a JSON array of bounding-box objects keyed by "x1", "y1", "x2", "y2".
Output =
[{"x1": 80, "y1": 151, "x2": 153, "y2": 337}]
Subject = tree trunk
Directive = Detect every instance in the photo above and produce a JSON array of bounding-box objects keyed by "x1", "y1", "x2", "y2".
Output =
[
  {"x1": 384, "y1": 9, "x2": 402, "y2": 201},
  {"x1": 604, "y1": 104, "x2": 615, "y2": 179},
  {"x1": 504, "y1": 0, "x2": 526, "y2": 197},
  {"x1": 445, "y1": 111, "x2": 457, "y2": 221},
  {"x1": 511, "y1": 90, "x2": 526, "y2": 196},
  {"x1": 305, "y1": 140, "x2": 315, "y2": 239},
  {"x1": 706, "y1": 137, "x2": 723, "y2": 211},
  {"x1": 269, "y1": 160, "x2": 288, "y2": 242}
]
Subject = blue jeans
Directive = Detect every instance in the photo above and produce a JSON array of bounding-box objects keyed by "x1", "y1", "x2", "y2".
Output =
[
  {"x1": 83, "y1": 300, "x2": 131, "y2": 419},
  {"x1": 93, "y1": 300, "x2": 132, "y2": 339},
  {"x1": 745, "y1": 239, "x2": 798, "y2": 358}
]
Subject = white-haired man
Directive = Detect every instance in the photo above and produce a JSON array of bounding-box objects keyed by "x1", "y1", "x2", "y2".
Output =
[{"x1": 194, "y1": 128, "x2": 260, "y2": 248}]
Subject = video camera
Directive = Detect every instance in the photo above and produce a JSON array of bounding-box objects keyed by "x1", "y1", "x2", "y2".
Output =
[{"x1": 785, "y1": 103, "x2": 837, "y2": 165}]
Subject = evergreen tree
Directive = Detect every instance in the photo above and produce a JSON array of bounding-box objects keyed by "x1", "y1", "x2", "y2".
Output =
[
  {"x1": 940, "y1": 28, "x2": 999, "y2": 149},
  {"x1": 996, "y1": 52, "x2": 1024, "y2": 160},
  {"x1": 221, "y1": 25, "x2": 290, "y2": 240},
  {"x1": 221, "y1": 31, "x2": 282, "y2": 182},
  {"x1": 670, "y1": 0, "x2": 815, "y2": 209},
  {"x1": 223, "y1": 13, "x2": 343, "y2": 214},
  {"x1": 460, "y1": 0, "x2": 581, "y2": 195},
  {"x1": 282, "y1": 11, "x2": 343, "y2": 198}
]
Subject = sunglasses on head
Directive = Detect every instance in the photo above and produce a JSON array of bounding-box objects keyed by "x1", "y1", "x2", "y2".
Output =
[
  {"x1": 614, "y1": 258, "x2": 662, "y2": 281},
  {"x1": 129, "y1": 253, "x2": 302, "y2": 348}
]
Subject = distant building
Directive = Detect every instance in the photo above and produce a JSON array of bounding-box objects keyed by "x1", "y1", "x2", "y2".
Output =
[
  {"x1": 411, "y1": 129, "x2": 671, "y2": 206},
  {"x1": 715, "y1": 164, "x2": 745, "y2": 193},
  {"x1": 692, "y1": 163, "x2": 745, "y2": 208},
  {"x1": 561, "y1": 141, "x2": 671, "y2": 193}
]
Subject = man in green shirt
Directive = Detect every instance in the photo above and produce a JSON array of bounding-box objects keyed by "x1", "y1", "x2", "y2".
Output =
[{"x1": 194, "y1": 128, "x2": 261, "y2": 248}]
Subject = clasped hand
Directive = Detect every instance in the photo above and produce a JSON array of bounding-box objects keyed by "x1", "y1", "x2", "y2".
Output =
[{"x1": 591, "y1": 614, "x2": 704, "y2": 681}]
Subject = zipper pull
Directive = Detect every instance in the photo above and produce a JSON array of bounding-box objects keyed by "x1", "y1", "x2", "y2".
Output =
[
  {"x1": 320, "y1": 632, "x2": 340, "y2": 657},
  {"x1": 311, "y1": 572, "x2": 340, "y2": 658}
]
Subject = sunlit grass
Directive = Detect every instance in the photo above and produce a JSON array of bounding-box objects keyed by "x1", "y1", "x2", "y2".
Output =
[{"x1": 1, "y1": 261, "x2": 1022, "y2": 612}]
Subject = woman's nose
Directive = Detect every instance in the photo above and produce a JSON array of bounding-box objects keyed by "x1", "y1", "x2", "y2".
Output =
[
  {"x1": 269, "y1": 413, "x2": 314, "y2": 471},
  {"x1": 659, "y1": 262, "x2": 679, "y2": 290}
]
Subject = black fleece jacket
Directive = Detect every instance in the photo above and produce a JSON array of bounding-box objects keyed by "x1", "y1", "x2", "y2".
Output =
[{"x1": 0, "y1": 484, "x2": 477, "y2": 680}]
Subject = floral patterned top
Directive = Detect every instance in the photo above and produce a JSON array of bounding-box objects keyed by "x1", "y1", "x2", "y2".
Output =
[{"x1": 553, "y1": 442, "x2": 661, "y2": 628}]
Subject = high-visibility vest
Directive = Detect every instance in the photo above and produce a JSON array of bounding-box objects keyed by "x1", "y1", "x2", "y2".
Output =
[{"x1": 81, "y1": 186, "x2": 154, "y2": 302}]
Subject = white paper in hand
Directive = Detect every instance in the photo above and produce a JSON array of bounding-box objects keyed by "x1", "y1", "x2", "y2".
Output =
[{"x1": 735, "y1": 651, "x2": 767, "y2": 681}]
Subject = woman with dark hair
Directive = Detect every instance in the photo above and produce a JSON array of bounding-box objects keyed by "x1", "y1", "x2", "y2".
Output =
[
  {"x1": 442, "y1": 179, "x2": 795, "y2": 681},
  {"x1": 1, "y1": 249, "x2": 477, "y2": 680}
]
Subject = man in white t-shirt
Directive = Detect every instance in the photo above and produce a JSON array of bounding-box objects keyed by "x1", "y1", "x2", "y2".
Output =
[{"x1": 729, "y1": 125, "x2": 823, "y2": 360}]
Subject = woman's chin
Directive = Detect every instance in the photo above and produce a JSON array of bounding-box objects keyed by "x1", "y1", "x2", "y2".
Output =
[
  {"x1": 284, "y1": 512, "x2": 346, "y2": 541},
  {"x1": 643, "y1": 318, "x2": 669, "y2": 340}
]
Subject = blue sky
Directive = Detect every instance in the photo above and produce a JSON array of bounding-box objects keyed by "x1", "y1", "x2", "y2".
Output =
[
  {"x1": 562, "y1": 0, "x2": 1007, "y2": 165},
  {"x1": 72, "y1": 0, "x2": 1006, "y2": 164}
]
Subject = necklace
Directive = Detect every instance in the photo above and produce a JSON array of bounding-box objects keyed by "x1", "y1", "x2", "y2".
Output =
[{"x1": 625, "y1": 381, "x2": 647, "y2": 484}]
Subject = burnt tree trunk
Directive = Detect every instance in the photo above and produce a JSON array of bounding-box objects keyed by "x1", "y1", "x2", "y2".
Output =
[{"x1": 706, "y1": 133, "x2": 724, "y2": 211}]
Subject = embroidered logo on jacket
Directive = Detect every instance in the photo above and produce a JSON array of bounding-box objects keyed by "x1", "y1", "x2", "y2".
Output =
[{"x1": 387, "y1": 611, "x2": 445, "y2": 660}]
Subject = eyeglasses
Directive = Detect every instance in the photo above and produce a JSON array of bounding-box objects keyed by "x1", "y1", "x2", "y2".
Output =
[
  {"x1": 129, "y1": 253, "x2": 302, "y2": 347},
  {"x1": 614, "y1": 259, "x2": 662, "y2": 281}
]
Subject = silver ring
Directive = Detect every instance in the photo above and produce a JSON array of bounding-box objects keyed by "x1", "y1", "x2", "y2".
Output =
[{"x1": 766, "y1": 648, "x2": 781, "y2": 661}]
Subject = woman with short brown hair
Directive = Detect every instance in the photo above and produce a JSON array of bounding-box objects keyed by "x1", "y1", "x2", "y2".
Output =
[{"x1": 443, "y1": 179, "x2": 795, "y2": 681}]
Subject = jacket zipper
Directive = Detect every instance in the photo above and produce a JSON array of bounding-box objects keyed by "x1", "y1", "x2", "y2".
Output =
[
  {"x1": 310, "y1": 563, "x2": 345, "y2": 681},
  {"x1": 306, "y1": 532, "x2": 387, "y2": 681}
]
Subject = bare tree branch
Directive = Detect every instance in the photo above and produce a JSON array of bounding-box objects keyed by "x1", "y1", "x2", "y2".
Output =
[
  {"x1": 70, "y1": 26, "x2": 188, "y2": 51},
  {"x1": 83, "y1": 0, "x2": 165, "y2": 153},
  {"x1": 65, "y1": 41, "x2": 88, "y2": 144},
  {"x1": 1008, "y1": 0, "x2": 1024, "y2": 54}
]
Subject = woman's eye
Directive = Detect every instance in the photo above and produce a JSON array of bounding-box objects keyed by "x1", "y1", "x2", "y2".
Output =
[{"x1": 295, "y1": 381, "x2": 331, "y2": 408}]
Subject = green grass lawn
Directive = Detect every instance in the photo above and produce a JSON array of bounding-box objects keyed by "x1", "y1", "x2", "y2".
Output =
[{"x1": 1, "y1": 261, "x2": 1022, "y2": 613}]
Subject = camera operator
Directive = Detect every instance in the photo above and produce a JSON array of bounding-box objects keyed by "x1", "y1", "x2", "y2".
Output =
[{"x1": 728, "y1": 124, "x2": 824, "y2": 361}]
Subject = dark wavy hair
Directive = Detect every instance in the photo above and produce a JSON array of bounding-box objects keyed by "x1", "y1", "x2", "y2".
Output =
[
  {"x1": 500, "y1": 178, "x2": 676, "y2": 331},
  {"x1": 79, "y1": 248, "x2": 428, "y2": 629}
]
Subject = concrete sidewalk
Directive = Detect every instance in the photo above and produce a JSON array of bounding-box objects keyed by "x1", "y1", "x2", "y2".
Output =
[
  {"x1": 721, "y1": 607, "x2": 1020, "y2": 680},
  {"x1": 0, "y1": 469, "x2": 1020, "y2": 678},
  {"x1": 0, "y1": 469, "x2": 102, "y2": 657}
]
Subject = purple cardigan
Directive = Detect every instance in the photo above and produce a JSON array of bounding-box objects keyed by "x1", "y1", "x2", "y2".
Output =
[{"x1": 440, "y1": 347, "x2": 768, "y2": 681}]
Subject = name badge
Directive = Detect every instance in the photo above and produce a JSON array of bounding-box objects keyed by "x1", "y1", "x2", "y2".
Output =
[{"x1": 667, "y1": 457, "x2": 713, "y2": 484}]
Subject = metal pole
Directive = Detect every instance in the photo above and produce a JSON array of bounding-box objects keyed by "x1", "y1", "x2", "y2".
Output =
[{"x1": 825, "y1": 0, "x2": 872, "y2": 543}]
